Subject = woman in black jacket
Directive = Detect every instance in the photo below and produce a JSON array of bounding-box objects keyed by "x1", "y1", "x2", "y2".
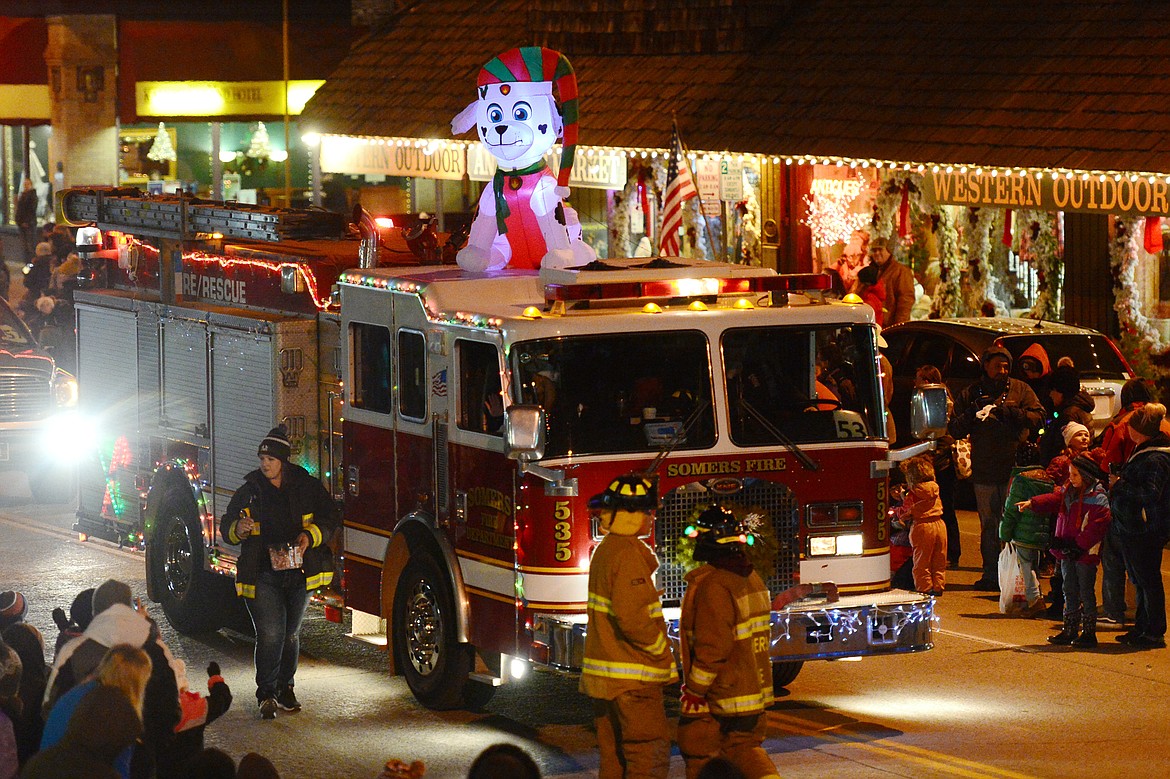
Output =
[
  {"x1": 220, "y1": 426, "x2": 336, "y2": 719},
  {"x1": 1109, "y1": 403, "x2": 1170, "y2": 649}
]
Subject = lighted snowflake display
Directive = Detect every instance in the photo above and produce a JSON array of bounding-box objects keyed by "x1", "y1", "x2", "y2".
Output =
[{"x1": 803, "y1": 174, "x2": 868, "y2": 249}]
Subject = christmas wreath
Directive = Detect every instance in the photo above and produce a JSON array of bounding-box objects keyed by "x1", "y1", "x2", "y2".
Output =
[{"x1": 672, "y1": 501, "x2": 779, "y2": 575}]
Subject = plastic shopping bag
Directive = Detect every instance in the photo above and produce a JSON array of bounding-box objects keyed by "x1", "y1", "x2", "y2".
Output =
[{"x1": 998, "y1": 542, "x2": 1026, "y2": 614}]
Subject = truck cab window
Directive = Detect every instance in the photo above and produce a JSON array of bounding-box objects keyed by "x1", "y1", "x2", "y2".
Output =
[
  {"x1": 513, "y1": 331, "x2": 715, "y2": 458},
  {"x1": 349, "y1": 322, "x2": 392, "y2": 414},
  {"x1": 724, "y1": 325, "x2": 883, "y2": 445},
  {"x1": 398, "y1": 330, "x2": 427, "y2": 421},
  {"x1": 457, "y1": 340, "x2": 503, "y2": 436}
]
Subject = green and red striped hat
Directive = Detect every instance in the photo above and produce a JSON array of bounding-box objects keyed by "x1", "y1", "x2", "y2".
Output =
[{"x1": 477, "y1": 46, "x2": 579, "y2": 187}]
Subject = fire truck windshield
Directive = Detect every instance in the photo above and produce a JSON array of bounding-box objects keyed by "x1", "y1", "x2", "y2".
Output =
[
  {"x1": 513, "y1": 330, "x2": 716, "y2": 458},
  {"x1": 724, "y1": 324, "x2": 884, "y2": 445}
]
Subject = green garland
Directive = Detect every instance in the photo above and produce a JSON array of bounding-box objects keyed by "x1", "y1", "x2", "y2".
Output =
[
  {"x1": 871, "y1": 172, "x2": 928, "y2": 247},
  {"x1": 960, "y1": 207, "x2": 1005, "y2": 315},
  {"x1": 930, "y1": 207, "x2": 962, "y2": 318},
  {"x1": 1017, "y1": 209, "x2": 1062, "y2": 321},
  {"x1": 1110, "y1": 216, "x2": 1170, "y2": 387}
]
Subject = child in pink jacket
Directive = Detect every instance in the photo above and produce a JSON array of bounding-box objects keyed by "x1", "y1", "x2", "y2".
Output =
[
  {"x1": 1018, "y1": 455, "x2": 1111, "y2": 648},
  {"x1": 899, "y1": 455, "x2": 947, "y2": 596}
]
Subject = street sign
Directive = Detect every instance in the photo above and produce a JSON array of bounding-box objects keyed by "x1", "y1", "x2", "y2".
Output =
[
  {"x1": 695, "y1": 158, "x2": 722, "y2": 217},
  {"x1": 720, "y1": 158, "x2": 744, "y2": 202}
]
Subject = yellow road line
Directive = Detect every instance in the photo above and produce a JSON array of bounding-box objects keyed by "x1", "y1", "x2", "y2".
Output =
[{"x1": 768, "y1": 709, "x2": 1038, "y2": 778}]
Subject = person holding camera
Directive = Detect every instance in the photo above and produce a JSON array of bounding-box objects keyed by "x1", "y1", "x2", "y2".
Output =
[
  {"x1": 221, "y1": 426, "x2": 336, "y2": 719},
  {"x1": 950, "y1": 345, "x2": 1044, "y2": 591}
]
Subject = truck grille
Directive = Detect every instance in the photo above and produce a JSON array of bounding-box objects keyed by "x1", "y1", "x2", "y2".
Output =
[
  {"x1": 656, "y1": 478, "x2": 799, "y2": 605},
  {"x1": 0, "y1": 371, "x2": 51, "y2": 420}
]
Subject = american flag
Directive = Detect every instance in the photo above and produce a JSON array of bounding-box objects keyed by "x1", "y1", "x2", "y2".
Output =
[
  {"x1": 431, "y1": 369, "x2": 448, "y2": 397},
  {"x1": 658, "y1": 121, "x2": 698, "y2": 256}
]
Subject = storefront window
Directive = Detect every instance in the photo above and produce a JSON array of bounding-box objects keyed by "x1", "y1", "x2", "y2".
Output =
[
  {"x1": 2, "y1": 125, "x2": 51, "y2": 226},
  {"x1": 570, "y1": 186, "x2": 609, "y2": 259},
  {"x1": 119, "y1": 126, "x2": 176, "y2": 184}
]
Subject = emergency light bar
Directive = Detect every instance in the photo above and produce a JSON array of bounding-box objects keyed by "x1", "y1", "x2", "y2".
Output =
[{"x1": 544, "y1": 272, "x2": 831, "y2": 303}]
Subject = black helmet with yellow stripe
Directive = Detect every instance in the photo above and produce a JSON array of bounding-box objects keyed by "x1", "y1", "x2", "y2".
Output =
[
  {"x1": 686, "y1": 504, "x2": 753, "y2": 561},
  {"x1": 588, "y1": 474, "x2": 657, "y2": 512}
]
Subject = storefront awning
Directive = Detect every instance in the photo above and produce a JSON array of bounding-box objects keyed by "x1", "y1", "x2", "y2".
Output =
[
  {"x1": 117, "y1": 20, "x2": 356, "y2": 122},
  {"x1": 301, "y1": 0, "x2": 1170, "y2": 179},
  {"x1": 0, "y1": 17, "x2": 50, "y2": 123}
]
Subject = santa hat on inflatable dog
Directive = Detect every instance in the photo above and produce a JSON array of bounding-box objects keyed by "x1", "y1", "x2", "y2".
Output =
[{"x1": 452, "y1": 46, "x2": 580, "y2": 188}]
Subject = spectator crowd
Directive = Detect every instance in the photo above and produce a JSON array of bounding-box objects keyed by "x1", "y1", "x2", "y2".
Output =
[{"x1": 0, "y1": 579, "x2": 549, "y2": 779}]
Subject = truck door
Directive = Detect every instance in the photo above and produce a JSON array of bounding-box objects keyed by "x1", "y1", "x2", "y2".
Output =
[
  {"x1": 448, "y1": 338, "x2": 515, "y2": 651},
  {"x1": 339, "y1": 289, "x2": 397, "y2": 617}
]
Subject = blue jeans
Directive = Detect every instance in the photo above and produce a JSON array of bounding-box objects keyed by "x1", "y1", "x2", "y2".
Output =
[
  {"x1": 1016, "y1": 546, "x2": 1042, "y2": 605},
  {"x1": 973, "y1": 481, "x2": 1009, "y2": 583},
  {"x1": 245, "y1": 568, "x2": 310, "y2": 700},
  {"x1": 1060, "y1": 558, "x2": 1098, "y2": 619}
]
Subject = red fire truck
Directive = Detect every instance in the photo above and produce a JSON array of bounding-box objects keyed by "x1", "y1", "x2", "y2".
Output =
[{"x1": 63, "y1": 188, "x2": 941, "y2": 711}]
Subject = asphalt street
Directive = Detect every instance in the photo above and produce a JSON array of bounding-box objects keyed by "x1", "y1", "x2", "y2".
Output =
[{"x1": 3, "y1": 484, "x2": 1170, "y2": 778}]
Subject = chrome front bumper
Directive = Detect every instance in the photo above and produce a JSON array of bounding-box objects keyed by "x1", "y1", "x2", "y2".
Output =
[
  {"x1": 766, "y1": 589, "x2": 935, "y2": 660},
  {"x1": 530, "y1": 589, "x2": 934, "y2": 672}
]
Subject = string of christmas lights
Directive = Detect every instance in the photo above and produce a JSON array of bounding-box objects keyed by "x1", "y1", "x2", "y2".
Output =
[
  {"x1": 323, "y1": 133, "x2": 1170, "y2": 187},
  {"x1": 183, "y1": 251, "x2": 332, "y2": 310}
]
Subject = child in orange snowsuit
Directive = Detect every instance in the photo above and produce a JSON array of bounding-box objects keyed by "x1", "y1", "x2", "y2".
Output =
[{"x1": 900, "y1": 455, "x2": 947, "y2": 596}]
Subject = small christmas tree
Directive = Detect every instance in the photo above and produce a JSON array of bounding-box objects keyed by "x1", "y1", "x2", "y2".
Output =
[
  {"x1": 147, "y1": 122, "x2": 176, "y2": 162},
  {"x1": 246, "y1": 122, "x2": 272, "y2": 160}
]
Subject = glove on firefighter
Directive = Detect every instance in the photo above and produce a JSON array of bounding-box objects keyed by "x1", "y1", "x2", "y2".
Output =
[{"x1": 679, "y1": 684, "x2": 708, "y2": 715}]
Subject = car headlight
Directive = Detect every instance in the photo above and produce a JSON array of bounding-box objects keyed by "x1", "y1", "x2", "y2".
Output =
[
  {"x1": 808, "y1": 533, "x2": 864, "y2": 557},
  {"x1": 52, "y1": 369, "x2": 78, "y2": 408}
]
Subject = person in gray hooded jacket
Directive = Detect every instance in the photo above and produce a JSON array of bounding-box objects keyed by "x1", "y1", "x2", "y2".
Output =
[{"x1": 950, "y1": 345, "x2": 1044, "y2": 590}]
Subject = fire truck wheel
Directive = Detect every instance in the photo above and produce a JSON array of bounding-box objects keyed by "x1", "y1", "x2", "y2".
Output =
[
  {"x1": 393, "y1": 552, "x2": 493, "y2": 711},
  {"x1": 772, "y1": 660, "x2": 803, "y2": 689},
  {"x1": 149, "y1": 495, "x2": 225, "y2": 635}
]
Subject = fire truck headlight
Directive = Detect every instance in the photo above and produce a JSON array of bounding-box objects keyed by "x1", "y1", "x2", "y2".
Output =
[
  {"x1": 52, "y1": 370, "x2": 79, "y2": 409},
  {"x1": 507, "y1": 655, "x2": 528, "y2": 680},
  {"x1": 809, "y1": 533, "x2": 864, "y2": 557},
  {"x1": 836, "y1": 533, "x2": 864, "y2": 556},
  {"x1": 39, "y1": 412, "x2": 98, "y2": 463},
  {"x1": 809, "y1": 536, "x2": 837, "y2": 557}
]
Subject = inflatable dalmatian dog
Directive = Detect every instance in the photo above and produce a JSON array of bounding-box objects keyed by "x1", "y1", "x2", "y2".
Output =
[{"x1": 451, "y1": 47, "x2": 596, "y2": 272}]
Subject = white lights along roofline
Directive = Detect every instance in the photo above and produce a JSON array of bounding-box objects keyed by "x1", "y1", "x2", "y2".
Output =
[{"x1": 321, "y1": 132, "x2": 1170, "y2": 187}]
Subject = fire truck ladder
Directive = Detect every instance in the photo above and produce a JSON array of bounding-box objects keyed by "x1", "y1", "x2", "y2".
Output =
[{"x1": 58, "y1": 187, "x2": 346, "y2": 243}]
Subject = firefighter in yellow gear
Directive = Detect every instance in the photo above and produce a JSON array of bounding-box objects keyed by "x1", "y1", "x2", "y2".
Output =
[
  {"x1": 580, "y1": 474, "x2": 677, "y2": 779},
  {"x1": 678, "y1": 505, "x2": 779, "y2": 779}
]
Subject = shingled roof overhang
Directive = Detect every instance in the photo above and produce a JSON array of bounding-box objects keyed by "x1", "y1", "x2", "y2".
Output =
[{"x1": 302, "y1": 0, "x2": 1170, "y2": 177}]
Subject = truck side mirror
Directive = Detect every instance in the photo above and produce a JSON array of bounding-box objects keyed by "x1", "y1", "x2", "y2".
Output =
[
  {"x1": 910, "y1": 384, "x2": 949, "y2": 440},
  {"x1": 505, "y1": 404, "x2": 546, "y2": 462}
]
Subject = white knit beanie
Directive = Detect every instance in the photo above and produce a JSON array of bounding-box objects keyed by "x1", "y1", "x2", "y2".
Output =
[{"x1": 1062, "y1": 421, "x2": 1089, "y2": 445}]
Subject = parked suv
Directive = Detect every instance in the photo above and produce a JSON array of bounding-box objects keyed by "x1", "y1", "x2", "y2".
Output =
[
  {"x1": 882, "y1": 317, "x2": 1132, "y2": 447},
  {"x1": 0, "y1": 294, "x2": 80, "y2": 501}
]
